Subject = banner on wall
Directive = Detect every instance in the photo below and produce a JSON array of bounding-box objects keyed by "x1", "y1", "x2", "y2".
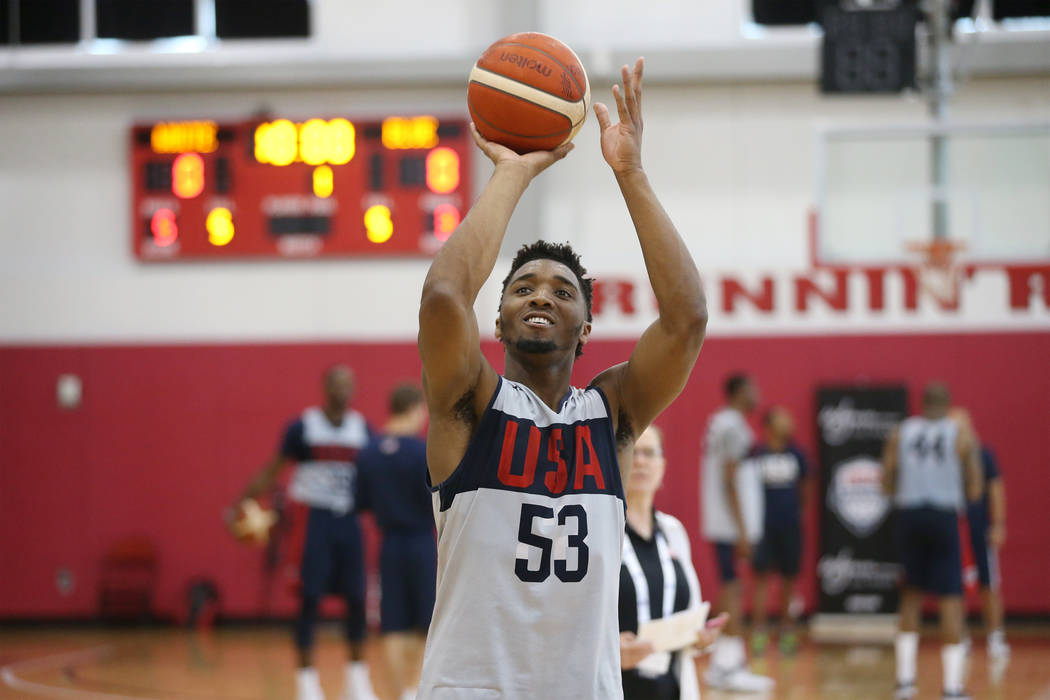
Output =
[{"x1": 812, "y1": 385, "x2": 907, "y2": 640}]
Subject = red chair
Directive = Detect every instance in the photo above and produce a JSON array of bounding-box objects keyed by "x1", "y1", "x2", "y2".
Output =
[{"x1": 98, "y1": 536, "x2": 157, "y2": 621}]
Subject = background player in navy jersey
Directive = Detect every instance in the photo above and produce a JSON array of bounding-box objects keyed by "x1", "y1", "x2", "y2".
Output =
[
  {"x1": 236, "y1": 365, "x2": 377, "y2": 700},
  {"x1": 883, "y1": 383, "x2": 982, "y2": 700},
  {"x1": 356, "y1": 383, "x2": 434, "y2": 700},
  {"x1": 416, "y1": 57, "x2": 707, "y2": 699},
  {"x1": 950, "y1": 408, "x2": 1010, "y2": 663},
  {"x1": 748, "y1": 406, "x2": 810, "y2": 656}
]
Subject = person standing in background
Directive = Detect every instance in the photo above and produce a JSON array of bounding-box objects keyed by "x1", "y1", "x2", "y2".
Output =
[
  {"x1": 883, "y1": 383, "x2": 982, "y2": 700},
  {"x1": 619, "y1": 424, "x2": 727, "y2": 700},
  {"x1": 701, "y1": 374, "x2": 772, "y2": 693},
  {"x1": 749, "y1": 406, "x2": 810, "y2": 656},
  {"x1": 236, "y1": 365, "x2": 377, "y2": 700},
  {"x1": 950, "y1": 408, "x2": 1010, "y2": 664},
  {"x1": 356, "y1": 384, "x2": 435, "y2": 700}
]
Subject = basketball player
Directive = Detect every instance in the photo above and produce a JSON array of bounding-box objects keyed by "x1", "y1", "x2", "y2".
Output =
[
  {"x1": 701, "y1": 374, "x2": 772, "y2": 692},
  {"x1": 236, "y1": 365, "x2": 377, "y2": 700},
  {"x1": 356, "y1": 383, "x2": 434, "y2": 700},
  {"x1": 749, "y1": 406, "x2": 809, "y2": 656},
  {"x1": 883, "y1": 383, "x2": 983, "y2": 700},
  {"x1": 950, "y1": 408, "x2": 1010, "y2": 663},
  {"x1": 416, "y1": 58, "x2": 707, "y2": 698}
]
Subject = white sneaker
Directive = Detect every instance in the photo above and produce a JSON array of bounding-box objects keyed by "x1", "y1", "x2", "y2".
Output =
[
  {"x1": 704, "y1": 664, "x2": 774, "y2": 693},
  {"x1": 989, "y1": 637, "x2": 1011, "y2": 661},
  {"x1": 339, "y1": 662, "x2": 378, "y2": 700},
  {"x1": 894, "y1": 682, "x2": 917, "y2": 699},
  {"x1": 296, "y1": 668, "x2": 326, "y2": 700}
]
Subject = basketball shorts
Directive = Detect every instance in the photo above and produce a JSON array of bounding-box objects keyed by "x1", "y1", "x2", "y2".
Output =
[
  {"x1": 379, "y1": 530, "x2": 437, "y2": 633},
  {"x1": 300, "y1": 507, "x2": 365, "y2": 601},
  {"x1": 894, "y1": 506, "x2": 963, "y2": 596},
  {"x1": 753, "y1": 520, "x2": 802, "y2": 577},
  {"x1": 713, "y1": 541, "x2": 738, "y2": 583},
  {"x1": 966, "y1": 519, "x2": 1000, "y2": 590}
]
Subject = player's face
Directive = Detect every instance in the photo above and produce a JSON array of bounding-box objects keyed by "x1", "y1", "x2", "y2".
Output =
[
  {"x1": 497, "y1": 259, "x2": 590, "y2": 358},
  {"x1": 324, "y1": 366, "x2": 355, "y2": 408},
  {"x1": 627, "y1": 427, "x2": 665, "y2": 495},
  {"x1": 768, "y1": 408, "x2": 794, "y2": 439}
]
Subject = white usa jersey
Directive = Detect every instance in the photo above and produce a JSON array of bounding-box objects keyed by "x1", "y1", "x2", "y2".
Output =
[
  {"x1": 418, "y1": 377, "x2": 626, "y2": 700},
  {"x1": 896, "y1": 416, "x2": 964, "y2": 512}
]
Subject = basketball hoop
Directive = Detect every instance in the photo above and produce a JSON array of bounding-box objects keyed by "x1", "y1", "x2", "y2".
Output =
[{"x1": 905, "y1": 238, "x2": 966, "y2": 308}]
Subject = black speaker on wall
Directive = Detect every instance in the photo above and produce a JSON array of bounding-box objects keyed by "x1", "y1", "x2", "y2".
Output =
[
  {"x1": 215, "y1": 0, "x2": 310, "y2": 39},
  {"x1": 820, "y1": 1, "x2": 918, "y2": 94}
]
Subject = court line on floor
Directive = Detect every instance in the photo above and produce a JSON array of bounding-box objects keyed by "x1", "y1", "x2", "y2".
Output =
[{"x1": 0, "y1": 646, "x2": 149, "y2": 700}]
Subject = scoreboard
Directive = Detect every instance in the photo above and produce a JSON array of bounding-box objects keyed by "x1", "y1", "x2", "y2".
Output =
[{"x1": 130, "y1": 115, "x2": 473, "y2": 261}]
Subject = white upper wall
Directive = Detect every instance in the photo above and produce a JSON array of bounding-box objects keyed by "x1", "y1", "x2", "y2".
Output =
[{"x1": 1, "y1": 74, "x2": 1047, "y2": 343}]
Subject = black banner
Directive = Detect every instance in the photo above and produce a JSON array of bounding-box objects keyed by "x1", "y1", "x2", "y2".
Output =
[{"x1": 816, "y1": 386, "x2": 907, "y2": 615}]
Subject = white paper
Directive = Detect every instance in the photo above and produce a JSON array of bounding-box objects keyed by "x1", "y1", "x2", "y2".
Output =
[{"x1": 636, "y1": 602, "x2": 710, "y2": 653}]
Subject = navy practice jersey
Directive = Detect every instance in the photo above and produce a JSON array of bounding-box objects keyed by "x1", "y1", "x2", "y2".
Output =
[
  {"x1": 357, "y1": 434, "x2": 434, "y2": 533},
  {"x1": 417, "y1": 377, "x2": 626, "y2": 700},
  {"x1": 750, "y1": 443, "x2": 808, "y2": 527}
]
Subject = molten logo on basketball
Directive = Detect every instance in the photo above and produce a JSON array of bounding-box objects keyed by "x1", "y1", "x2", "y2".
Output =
[{"x1": 498, "y1": 52, "x2": 553, "y2": 77}]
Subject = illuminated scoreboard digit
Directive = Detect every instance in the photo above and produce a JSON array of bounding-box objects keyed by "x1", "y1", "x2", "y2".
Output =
[{"x1": 130, "y1": 115, "x2": 473, "y2": 261}]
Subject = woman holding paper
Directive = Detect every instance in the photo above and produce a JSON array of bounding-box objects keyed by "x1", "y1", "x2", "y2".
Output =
[{"x1": 620, "y1": 425, "x2": 726, "y2": 700}]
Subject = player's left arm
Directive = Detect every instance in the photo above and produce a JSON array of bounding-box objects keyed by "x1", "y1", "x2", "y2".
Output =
[
  {"x1": 956, "y1": 423, "x2": 984, "y2": 504},
  {"x1": 988, "y1": 475, "x2": 1006, "y2": 548},
  {"x1": 881, "y1": 426, "x2": 900, "y2": 496},
  {"x1": 589, "y1": 58, "x2": 707, "y2": 465}
]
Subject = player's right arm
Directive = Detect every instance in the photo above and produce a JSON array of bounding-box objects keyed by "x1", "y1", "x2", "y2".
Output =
[
  {"x1": 723, "y1": 457, "x2": 751, "y2": 559},
  {"x1": 239, "y1": 455, "x2": 290, "y2": 502},
  {"x1": 419, "y1": 127, "x2": 573, "y2": 484},
  {"x1": 881, "y1": 426, "x2": 900, "y2": 496},
  {"x1": 956, "y1": 423, "x2": 984, "y2": 504}
]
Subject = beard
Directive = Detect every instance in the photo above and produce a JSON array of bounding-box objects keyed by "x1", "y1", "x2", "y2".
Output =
[{"x1": 512, "y1": 337, "x2": 559, "y2": 354}]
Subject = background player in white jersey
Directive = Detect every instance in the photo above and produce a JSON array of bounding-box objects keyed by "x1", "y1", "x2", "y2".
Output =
[
  {"x1": 700, "y1": 373, "x2": 771, "y2": 692},
  {"x1": 236, "y1": 365, "x2": 377, "y2": 700},
  {"x1": 883, "y1": 383, "x2": 983, "y2": 700},
  {"x1": 416, "y1": 58, "x2": 707, "y2": 699}
]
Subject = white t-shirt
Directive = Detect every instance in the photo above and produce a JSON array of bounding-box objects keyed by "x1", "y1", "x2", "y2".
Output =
[{"x1": 701, "y1": 407, "x2": 763, "y2": 543}]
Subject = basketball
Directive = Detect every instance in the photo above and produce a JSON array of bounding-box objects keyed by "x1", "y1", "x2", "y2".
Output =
[
  {"x1": 468, "y1": 32, "x2": 591, "y2": 154},
  {"x1": 227, "y1": 498, "x2": 277, "y2": 546}
]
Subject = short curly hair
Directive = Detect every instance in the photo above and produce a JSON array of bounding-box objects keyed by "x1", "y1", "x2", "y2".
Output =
[{"x1": 500, "y1": 240, "x2": 594, "y2": 357}]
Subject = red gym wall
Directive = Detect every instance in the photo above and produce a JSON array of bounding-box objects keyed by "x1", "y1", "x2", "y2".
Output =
[{"x1": 2, "y1": 331, "x2": 1048, "y2": 620}]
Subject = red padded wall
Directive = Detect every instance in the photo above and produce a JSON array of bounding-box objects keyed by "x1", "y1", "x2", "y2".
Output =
[{"x1": 1, "y1": 331, "x2": 1048, "y2": 619}]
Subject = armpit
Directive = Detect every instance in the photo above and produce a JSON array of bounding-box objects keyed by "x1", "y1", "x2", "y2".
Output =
[{"x1": 452, "y1": 387, "x2": 478, "y2": 426}]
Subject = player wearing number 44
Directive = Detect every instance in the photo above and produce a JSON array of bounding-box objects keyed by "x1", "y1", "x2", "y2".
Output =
[{"x1": 416, "y1": 58, "x2": 707, "y2": 699}]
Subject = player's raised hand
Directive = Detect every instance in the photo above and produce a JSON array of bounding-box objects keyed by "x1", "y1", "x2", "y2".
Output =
[
  {"x1": 470, "y1": 122, "x2": 574, "y2": 179},
  {"x1": 594, "y1": 57, "x2": 644, "y2": 175}
]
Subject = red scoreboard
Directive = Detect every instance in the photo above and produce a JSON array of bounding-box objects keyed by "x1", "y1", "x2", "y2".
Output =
[{"x1": 130, "y1": 115, "x2": 473, "y2": 261}]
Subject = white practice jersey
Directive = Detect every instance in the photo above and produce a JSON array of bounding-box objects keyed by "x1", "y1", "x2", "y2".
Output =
[
  {"x1": 285, "y1": 407, "x2": 370, "y2": 514},
  {"x1": 418, "y1": 377, "x2": 626, "y2": 700},
  {"x1": 701, "y1": 407, "x2": 763, "y2": 543},
  {"x1": 896, "y1": 416, "x2": 965, "y2": 512}
]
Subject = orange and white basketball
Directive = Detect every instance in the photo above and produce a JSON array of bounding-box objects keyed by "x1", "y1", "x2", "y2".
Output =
[{"x1": 467, "y1": 32, "x2": 590, "y2": 154}]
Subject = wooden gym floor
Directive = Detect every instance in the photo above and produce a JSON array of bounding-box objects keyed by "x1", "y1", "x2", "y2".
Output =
[{"x1": 1, "y1": 625, "x2": 1048, "y2": 700}]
